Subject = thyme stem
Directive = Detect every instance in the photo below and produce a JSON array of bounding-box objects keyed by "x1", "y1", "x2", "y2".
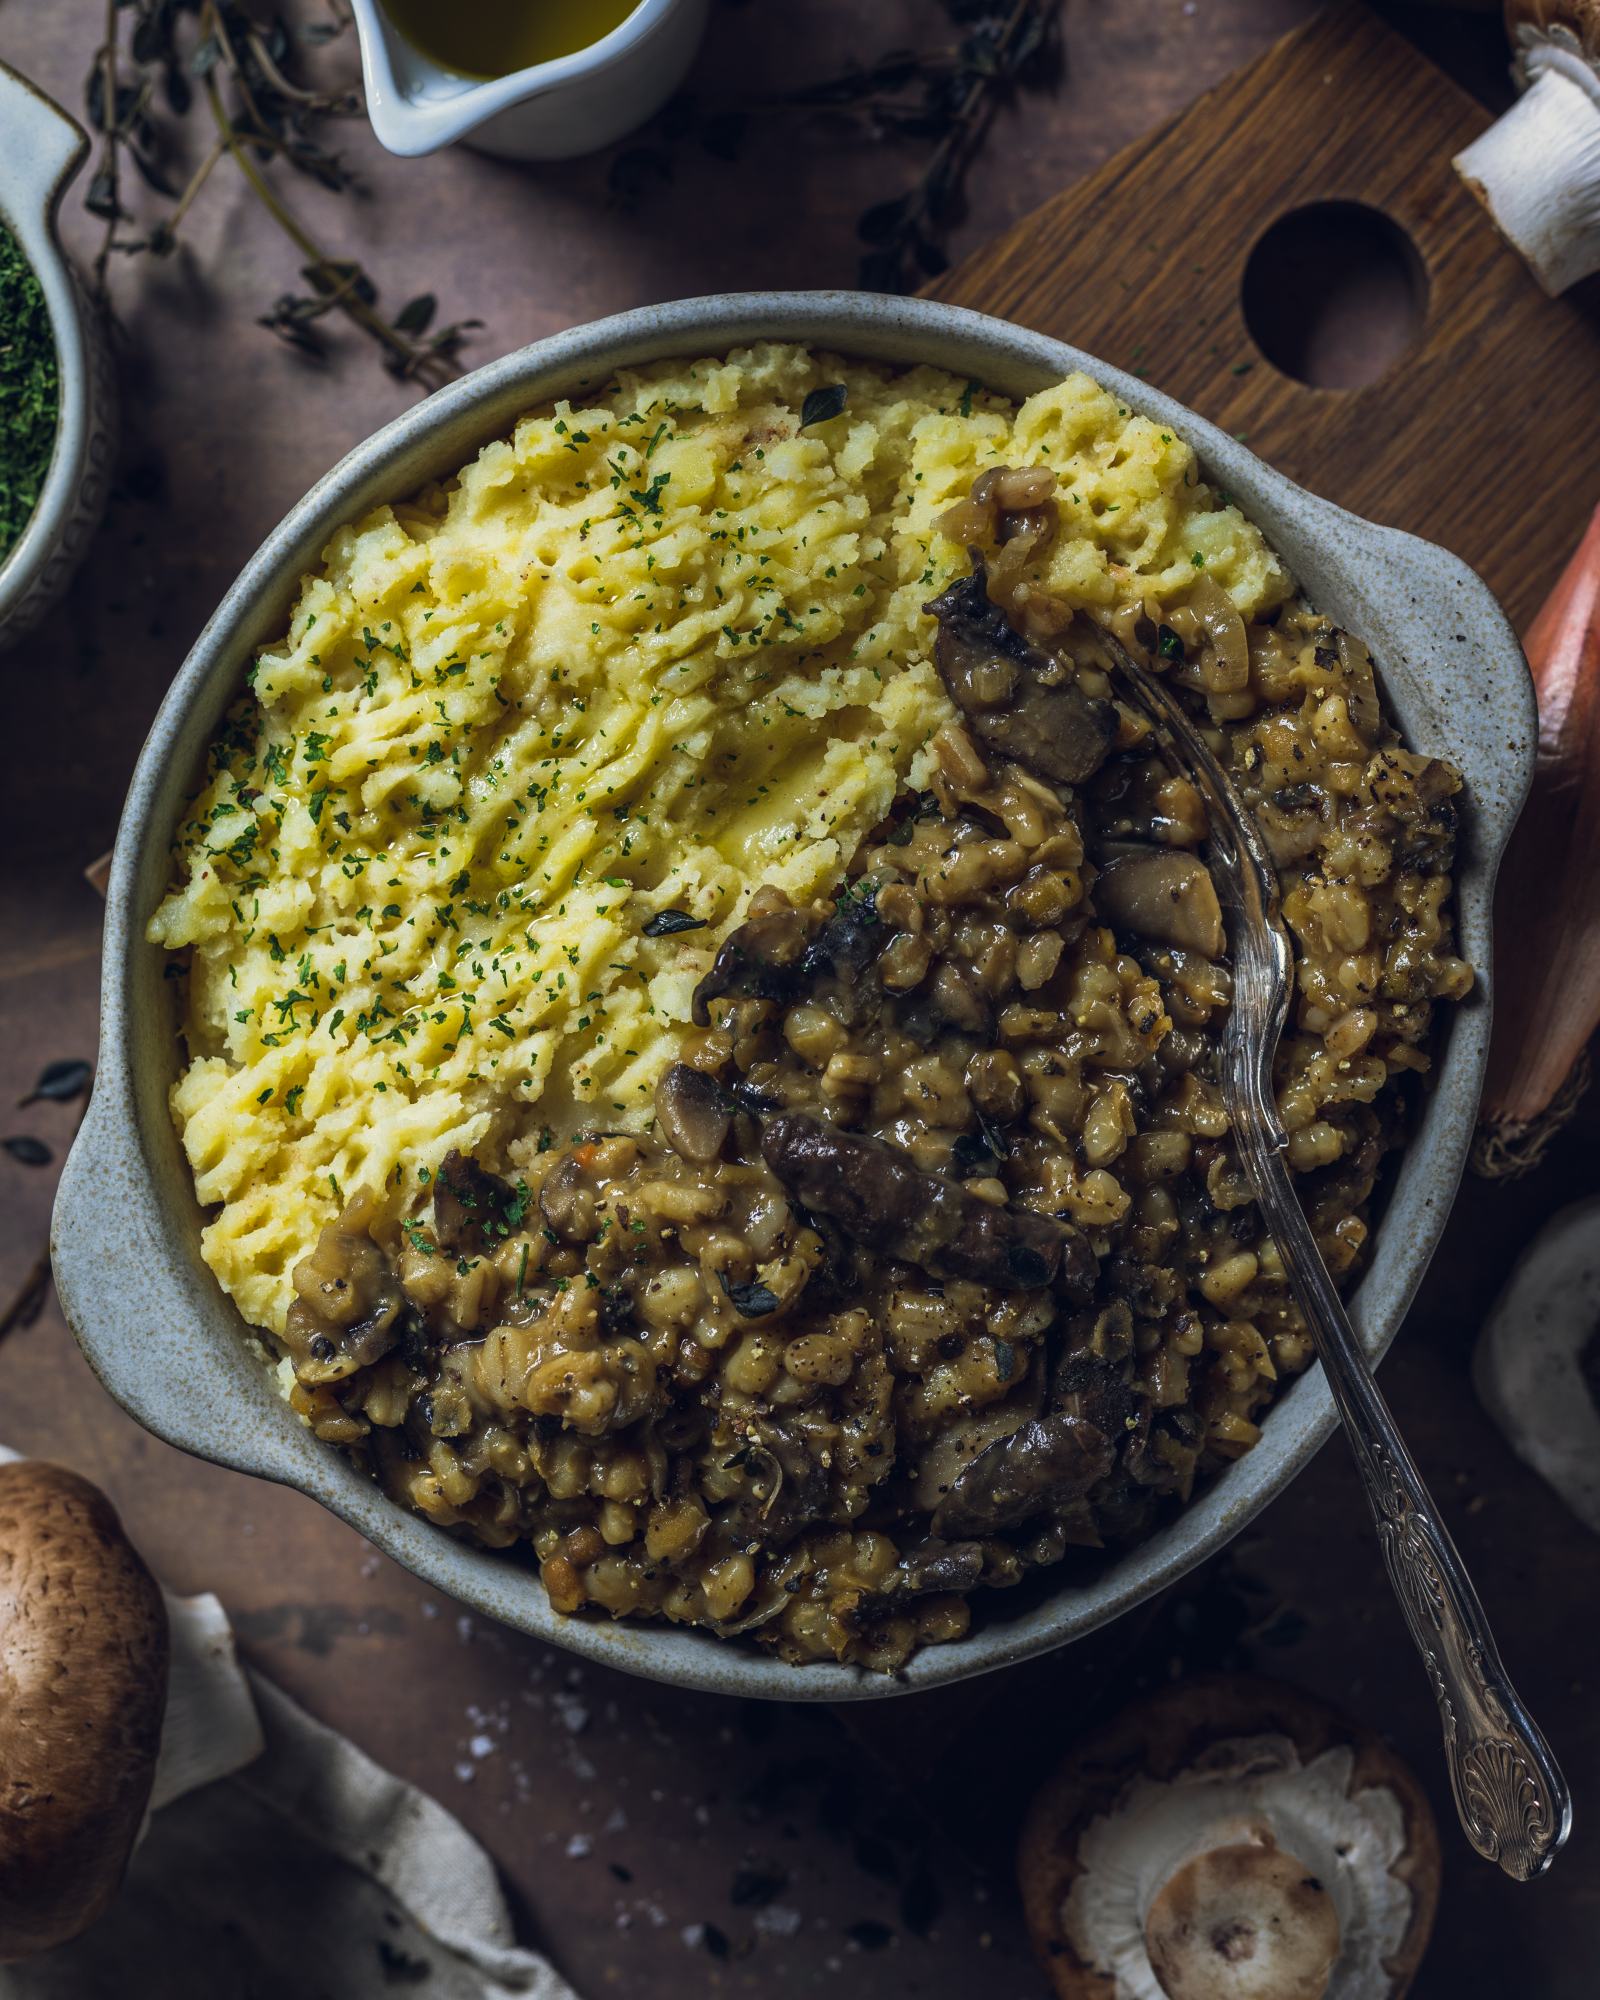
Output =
[
  {"x1": 91, "y1": 0, "x2": 121, "y2": 292},
  {"x1": 84, "y1": 1, "x2": 479, "y2": 389},
  {"x1": 167, "y1": 133, "x2": 228, "y2": 237},
  {"x1": 201, "y1": 57, "x2": 400, "y2": 368}
]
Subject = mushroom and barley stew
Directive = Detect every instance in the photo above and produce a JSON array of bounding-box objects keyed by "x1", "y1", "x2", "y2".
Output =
[{"x1": 278, "y1": 467, "x2": 1470, "y2": 1671}]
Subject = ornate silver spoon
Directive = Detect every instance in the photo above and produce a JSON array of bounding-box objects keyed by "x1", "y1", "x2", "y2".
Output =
[{"x1": 1100, "y1": 627, "x2": 1572, "y2": 1881}]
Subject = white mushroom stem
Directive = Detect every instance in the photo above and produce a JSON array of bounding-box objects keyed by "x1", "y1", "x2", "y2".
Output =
[
  {"x1": 149, "y1": 1590, "x2": 265, "y2": 1812},
  {"x1": 1145, "y1": 1839, "x2": 1340, "y2": 2000},
  {"x1": 1063, "y1": 1736, "x2": 1413, "y2": 2000},
  {"x1": 1454, "y1": 31, "x2": 1600, "y2": 295}
]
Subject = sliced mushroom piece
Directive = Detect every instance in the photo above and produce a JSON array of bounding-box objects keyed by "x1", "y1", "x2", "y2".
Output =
[
  {"x1": 654, "y1": 1063, "x2": 733, "y2": 1164},
  {"x1": 1052, "y1": 1343, "x2": 1139, "y2": 1438},
  {"x1": 930, "y1": 1411, "x2": 1112, "y2": 1539},
  {"x1": 902, "y1": 957, "x2": 995, "y2": 1044},
  {"x1": 1185, "y1": 572, "x2": 1251, "y2": 695},
  {"x1": 690, "y1": 898, "x2": 812, "y2": 1025},
  {"x1": 760, "y1": 1112, "x2": 1096, "y2": 1300},
  {"x1": 885, "y1": 1538, "x2": 990, "y2": 1597},
  {"x1": 803, "y1": 884, "x2": 885, "y2": 986},
  {"x1": 910, "y1": 1370, "x2": 1046, "y2": 1515},
  {"x1": 282, "y1": 1194, "x2": 408, "y2": 1383},
  {"x1": 538, "y1": 1149, "x2": 600, "y2": 1241},
  {"x1": 926, "y1": 564, "x2": 1119, "y2": 787},
  {"x1": 720, "y1": 1417, "x2": 831, "y2": 1547},
  {"x1": 1095, "y1": 846, "x2": 1225, "y2": 957}
]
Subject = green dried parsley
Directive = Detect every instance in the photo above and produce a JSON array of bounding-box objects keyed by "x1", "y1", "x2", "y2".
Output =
[{"x1": 0, "y1": 224, "x2": 60, "y2": 564}]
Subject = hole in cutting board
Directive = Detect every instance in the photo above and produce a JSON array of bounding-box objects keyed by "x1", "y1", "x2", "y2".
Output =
[{"x1": 1241, "y1": 202, "x2": 1428, "y2": 389}]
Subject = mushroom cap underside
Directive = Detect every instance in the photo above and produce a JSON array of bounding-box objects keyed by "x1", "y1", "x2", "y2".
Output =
[{"x1": 1017, "y1": 1675, "x2": 1440, "y2": 2000}]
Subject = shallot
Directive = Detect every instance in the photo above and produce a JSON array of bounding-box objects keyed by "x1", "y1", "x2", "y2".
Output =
[{"x1": 1474, "y1": 501, "x2": 1600, "y2": 1173}]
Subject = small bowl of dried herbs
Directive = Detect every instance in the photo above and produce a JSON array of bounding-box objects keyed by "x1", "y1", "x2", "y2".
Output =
[{"x1": 0, "y1": 62, "x2": 116, "y2": 654}]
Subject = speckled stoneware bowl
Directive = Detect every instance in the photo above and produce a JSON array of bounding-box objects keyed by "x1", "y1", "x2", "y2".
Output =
[
  {"x1": 53, "y1": 293, "x2": 1535, "y2": 1700},
  {"x1": 0, "y1": 64, "x2": 117, "y2": 654}
]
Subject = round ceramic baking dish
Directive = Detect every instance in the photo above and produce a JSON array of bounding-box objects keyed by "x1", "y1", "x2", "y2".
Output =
[{"x1": 52, "y1": 292, "x2": 1535, "y2": 1700}]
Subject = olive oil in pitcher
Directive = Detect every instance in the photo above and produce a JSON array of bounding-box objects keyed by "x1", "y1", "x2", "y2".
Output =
[{"x1": 382, "y1": 0, "x2": 642, "y2": 79}]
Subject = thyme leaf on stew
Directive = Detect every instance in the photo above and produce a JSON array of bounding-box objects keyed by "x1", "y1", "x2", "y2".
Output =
[{"x1": 718, "y1": 1271, "x2": 781, "y2": 1318}]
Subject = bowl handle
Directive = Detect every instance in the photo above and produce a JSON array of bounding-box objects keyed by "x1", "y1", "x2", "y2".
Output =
[
  {"x1": 0, "y1": 63, "x2": 89, "y2": 241},
  {"x1": 50, "y1": 1081, "x2": 295, "y2": 1478}
]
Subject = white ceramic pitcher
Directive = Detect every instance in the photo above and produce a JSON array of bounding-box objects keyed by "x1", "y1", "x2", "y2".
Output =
[{"x1": 348, "y1": 0, "x2": 709, "y2": 160}]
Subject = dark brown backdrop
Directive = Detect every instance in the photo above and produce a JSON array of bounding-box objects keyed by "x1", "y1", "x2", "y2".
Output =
[{"x1": 2, "y1": 4, "x2": 1596, "y2": 1994}]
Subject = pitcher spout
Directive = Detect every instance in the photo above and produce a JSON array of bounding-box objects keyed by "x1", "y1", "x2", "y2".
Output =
[{"x1": 346, "y1": 0, "x2": 709, "y2": 163}]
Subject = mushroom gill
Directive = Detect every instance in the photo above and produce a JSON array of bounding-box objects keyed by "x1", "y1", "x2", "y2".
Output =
[{"x1": 1017, "y1": 1678, "x2": 1440, "y2": 2000}]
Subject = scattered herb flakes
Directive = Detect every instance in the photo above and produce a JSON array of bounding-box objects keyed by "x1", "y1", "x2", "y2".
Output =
[
  {"x1": 641, "y1": 908, "x2": 707, "y2": 937},
  {"x1": 799, "y1": 383, "x2": 848, "y2": 429},
  {"x1": 18, "y1": 1057, "x2": 93, "y2": 1108},
  {"x1": 2, "y1": 1136, "x2": 53, "y2": 1167},
  {"x1": 0, "y1": 223, "x2": 60, "y2": 562},
  {"x1": 1156, "y1": 624, "x2": 1185, "y2": 664}
]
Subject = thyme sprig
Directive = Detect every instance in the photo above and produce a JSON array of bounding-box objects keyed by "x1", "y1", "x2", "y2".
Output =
[
  {"x1": 83, "y1": 0, "x2": 480, "y2": 387},
  {"x1": 605, "y1": 0, "x2": 1061, "y2": 294},
  {"x1": 831, "y1": 0, "x2": 1061, "y2": 292}
]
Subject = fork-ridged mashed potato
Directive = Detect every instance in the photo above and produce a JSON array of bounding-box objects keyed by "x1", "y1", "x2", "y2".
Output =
[{"x1": 149, "y1": 344, "x2": 1289, "y2": 1334}]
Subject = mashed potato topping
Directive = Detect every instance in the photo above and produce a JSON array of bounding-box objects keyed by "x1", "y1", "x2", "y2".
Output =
[{"x1": 150, "y1": 345, "x2": 1288, "y2": 1336}]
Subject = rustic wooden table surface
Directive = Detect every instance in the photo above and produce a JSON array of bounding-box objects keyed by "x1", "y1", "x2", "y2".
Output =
[{"x1": 2, "y1": 3, "x2": 1596, "y2": 1994}]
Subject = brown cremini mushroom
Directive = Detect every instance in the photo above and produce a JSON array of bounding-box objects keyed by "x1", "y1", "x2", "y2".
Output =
[
  {"x1": 1094, "y1": 848, "x2": 1226, "y2": 958},
  {"x1": 1018, "y1": 1677, "x2": 1440, "y2": 2000},
  {"x1": 0, "y1": 1461, "x2": 170, "y2": 1961}
]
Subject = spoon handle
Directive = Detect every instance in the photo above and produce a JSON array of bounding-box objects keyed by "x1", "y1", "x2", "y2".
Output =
[
  {"x1": 1244, "y1": 1142, "x2": 1572, "y2": 1880},
  {"x1": 1097, "y1": 624, "x2": 1569, "y2": 1877}
]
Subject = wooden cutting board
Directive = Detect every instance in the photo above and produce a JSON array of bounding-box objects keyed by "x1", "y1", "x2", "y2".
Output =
[{"x1": 930, "y1": 0, "x2": 1600, "y2": 633}]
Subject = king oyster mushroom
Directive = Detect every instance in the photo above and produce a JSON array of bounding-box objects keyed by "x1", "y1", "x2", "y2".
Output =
[
  {"x1": 1454, "y1": 1, "x2": 1600, "y2": 294},
  {"x1": 0, "y1": 1457, "x2": 263, "y2": 1962},
  {"x1": 1473, "y1": 1192, "x2": 1600, "y2": 1535},
  {"x1": 1018, "y1": 1677, "x2": 1439, "y2": 2000}
]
